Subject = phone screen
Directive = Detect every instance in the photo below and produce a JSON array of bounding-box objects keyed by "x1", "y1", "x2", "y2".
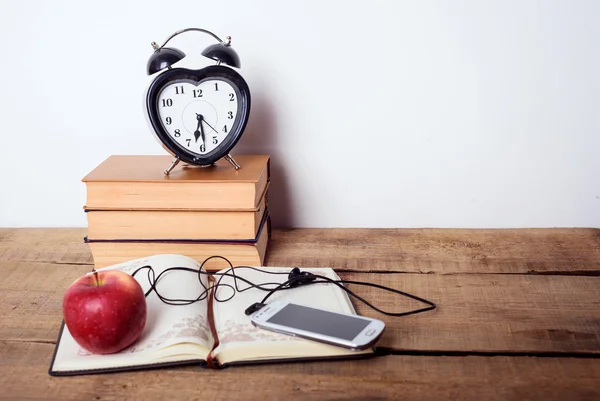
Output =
[{"x1": 266, "y1": 304, "x2": 371, "y2": 341}]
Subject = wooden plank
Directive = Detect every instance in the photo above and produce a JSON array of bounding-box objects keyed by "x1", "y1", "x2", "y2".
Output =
[
  {"x1": 1, "y1": 227, "x2": 599, "y2": 274},
  {"x1": 0, "y1": 228, "x2": 91, "y2": 265},
  {"x1": 346, "y1": 272, "x2": 600, "y2": 354},
  {"x1": 0, "y1": 261, "x2": 88, "y2": 342},
  {"x1": 268, "y1": 228, "x2": 600, "y2": 274},
  {"x1": 1, "y1": 341, "x2": 599, "y2": 401},
  {"x1": 2, "y1": 261, "x2": 599, "y2": 355}
]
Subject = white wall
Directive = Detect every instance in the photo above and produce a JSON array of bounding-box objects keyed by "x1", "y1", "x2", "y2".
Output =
[{"x1": 0, "y1": 0, "x2": 598, "y2": 228}]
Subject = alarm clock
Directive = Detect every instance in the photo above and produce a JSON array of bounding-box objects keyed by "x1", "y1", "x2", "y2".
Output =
[{"x1": 144, "y1": 28, "x2": 251, "y2": 175}]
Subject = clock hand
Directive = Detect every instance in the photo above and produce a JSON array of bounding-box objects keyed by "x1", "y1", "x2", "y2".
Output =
[
  {"x1": 201, "y1": 118, "x2": 219, "y2": 134},
  {"x1": 199, "y1": 115, "x2": 206, "y2": 146},
  {"x1": 194, "y1": 113, "x2": 202, "y2": 142}
]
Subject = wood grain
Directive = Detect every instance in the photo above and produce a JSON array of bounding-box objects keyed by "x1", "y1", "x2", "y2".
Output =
[
  {"x1": 2, "y1": 260, "x2": 599, "y2": 355},
  {"x1": 2, "y1": 227, "x2": 600, "y2": 400},
  {"x1": 1, "y1": 227, "x2": 600, "y2": 274},
  {"x1": 268, "y1": 228, "x2": 600, "y2": 274},
  {"x1": 0, "y1": 261, "x2": 88, "y2": 342},
  {"x1": 344, "y1": 272, "x2": 600, "y2": 354},
  {"x1": 2, "y1": 341, "x2": 599, "y2": 401},
  {"x1": 0, "y1": 228, "x2": 91, "y2": 266}
]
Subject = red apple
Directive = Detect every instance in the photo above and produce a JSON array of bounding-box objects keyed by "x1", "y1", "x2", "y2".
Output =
[{"x1": 62, "y1": 269, "x2": 147, "y2": 354}]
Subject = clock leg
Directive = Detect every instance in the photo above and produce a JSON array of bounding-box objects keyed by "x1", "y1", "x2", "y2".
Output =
[
  {"x1": 224, "y1": 154, "x2": 241, "y2": 170},
  {"x1": 164, "y1": 157, "x2": 181, "y2": 175}
]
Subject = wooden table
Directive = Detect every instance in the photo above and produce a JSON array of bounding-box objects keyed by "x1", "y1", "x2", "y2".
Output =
[{"x1": 1, "y1": 228, "x2": 599, "y2": 400}]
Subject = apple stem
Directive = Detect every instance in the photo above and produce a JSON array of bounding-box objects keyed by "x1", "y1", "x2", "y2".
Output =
[{"x1": 92, "y1": 267, "x2": 99, "y2": 286}]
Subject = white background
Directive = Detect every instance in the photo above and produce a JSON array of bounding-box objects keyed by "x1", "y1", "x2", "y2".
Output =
[{"x1": 0, "y1": 0, "x2": 598, "y2": 228}]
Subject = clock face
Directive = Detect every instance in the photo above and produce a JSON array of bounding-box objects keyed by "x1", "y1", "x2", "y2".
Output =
[
  {"x1": 157, "y1": 78, "x2": 240, "y2": 156},
  {"x1": 145, "y1": 66, "x2": 251, "y2": 166}
]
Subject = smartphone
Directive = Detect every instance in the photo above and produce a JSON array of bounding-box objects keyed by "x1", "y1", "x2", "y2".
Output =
[{"x1": 250, "y1": 301, "x2": 385, "y2": 350}]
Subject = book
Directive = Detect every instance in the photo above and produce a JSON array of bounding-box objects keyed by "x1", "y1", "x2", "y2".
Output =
[
  {"x1": 85, "y1": 193, "x2": 267, "y2": 241},
  {"x1": 85, "y1": 212, "x2": 271, "y2": 270},
  {"x1": 49, "y1": 254, "x2": 374, "y2": 376},
  {"x1": 82, "y1": 154, "x2": 270, "y2": 211}
]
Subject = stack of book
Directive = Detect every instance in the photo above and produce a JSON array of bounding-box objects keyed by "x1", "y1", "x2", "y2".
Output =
[{"x1": 81, "y1": 154, "x2": 271, "y2": 271}]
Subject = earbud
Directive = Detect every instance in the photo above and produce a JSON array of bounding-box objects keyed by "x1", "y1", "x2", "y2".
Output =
[{"x1": 287, "y1": 268, "x2": 317, "y2": 288}]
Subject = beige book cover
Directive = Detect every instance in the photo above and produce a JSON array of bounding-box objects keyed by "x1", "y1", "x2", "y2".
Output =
[
  {"x1": 82, "y1": 154, "x2": 270, "y2": 210},
  {"x1": 85, "y1": 212, "x2": 271, "y2": 270},
  {"x1": 85, "y1": 193, "x2": 267, "y2": 241}
]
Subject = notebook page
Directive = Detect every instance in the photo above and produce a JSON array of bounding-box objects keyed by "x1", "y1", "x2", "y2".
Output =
[
  {"x1": 52, "y1": 254, "x2": 213, "y2": 372},
  {"x1": 210, "y1": 267, "x2": 359, "y2": 362}
]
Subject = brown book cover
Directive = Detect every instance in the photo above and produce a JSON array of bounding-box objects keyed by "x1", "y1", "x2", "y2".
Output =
[
  {"x1": 85, "y1": 193, "x2": 267, "y2": 241},
  {"x1": 82, "y1": 154, "x2": 270, "y2": 211},
  {"x1": 85, "y1": 212, "x2": 271, "y2": 271}
]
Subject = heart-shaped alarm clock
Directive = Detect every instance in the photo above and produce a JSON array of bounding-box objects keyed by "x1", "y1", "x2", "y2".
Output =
[{"x1": 144, "y1": 28, "x2": 251, "y2": 175}]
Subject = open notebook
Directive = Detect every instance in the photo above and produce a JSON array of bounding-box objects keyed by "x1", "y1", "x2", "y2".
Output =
[{"x1": 49, "y1": 254, "x2": 375, "y2": 376}]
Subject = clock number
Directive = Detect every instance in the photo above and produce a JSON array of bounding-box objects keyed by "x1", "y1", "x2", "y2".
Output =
[
  {"x1": 213, "y1": 136, "x2": 218, "y2": 144},
  {"x1": 228, "y1": 111, "x2": 233, "y2": 119},
  {"x1": 222, "y1": 125, "x2": 228, "y2": 133},
  {"x1": 175, "y1": 85, "x2": 184, "y2": 95},
  {"x1": 193, "y1": 89, "x2": 203, "y2": 98},
  {"x1": 214, "y1": 82, "x2": 219, "y2": 91},
  {"x1": 165, "y1": 117, "x2": 172, "y2": 125},
  {"x1": 162, "y1": 99, "x2": 173, "y2": 107},
  {"x1": 186, "y1": 139, "x2": 191, "y2": 147},
  {"x1": 200, "y1": 144, "x2": 206, "y2": 152},
  {"x1": 229, "y1": 93, "x2": 235, "y2": 101},
  {"x1": 174, "y1": 129, "x2": 181, "y2": 137}
]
